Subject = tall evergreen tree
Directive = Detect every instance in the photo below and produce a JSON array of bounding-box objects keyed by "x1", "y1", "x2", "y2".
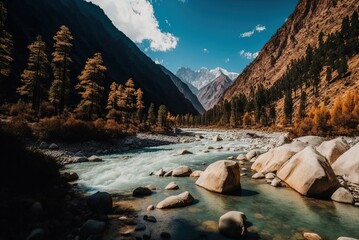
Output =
[
  {"x1": 0, "y1": 1, "x2": 13, "y2": 102},
  {"x1": 157, "y1": 105, "x2": 167, "y2": 127},
  {"x1": 284, "y1": 90, "x2": 293, "y2": 124},
  {"x1": 124, "y1": 78, "x2": 136, "y2": 113},
  {"x1": 136, "y1": 88, "x2": 144, "y2": 122},
  {"x1": 229, "y1": 100, "x2": 237, "y2": 128},
  {"x1": 76, "y1": 53, "x2": 106, "y2": 120},
  {"x1": 147, "y1": 102, "x2": 156, "y2": 125},
  {"x1": 325, "y1": 66, "x2": 332, "y2": 83},
  {"x1": 299, "y1": 91, "x2": 307, "y2": 119},
  {"x1": 17, "y1": 35, "x2": 50, "y2": 110},
  {"x1": 106, "y1": 82, "x2": 118, "y2": 111},
  {"x1": 49, "y1": 25, "x2": 73, "y2": 114}
]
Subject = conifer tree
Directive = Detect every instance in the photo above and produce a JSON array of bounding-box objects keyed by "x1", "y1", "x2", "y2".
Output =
[
  {"x1": 124, "y1": 78, "x2": 136, "y2": 113},
  {"x1": 49, "y1": 25, "x2": 73, "y2": 114},
  {"x1": 157, "y1": 105, "x2": 167, "y2": 127},
  {"x1": 299, "y1": 91, "x2": 307, "y2": 119},
  {"x1": 106, "y1": 82, "x2": 118, "y2": 111},
  {"x1": 284, "y1": 90, "x2": 293, "y2": 124},
  {"x1": 326, "y1": 66, "x2": 332, "y2": 83},
  {"x1": 0, "y1": 1, "x2": 13, "y2": 101},
  {"x1": 76, "y1": 53, "x2": 106, "y2": 120},
  {"x1": 17, "y1": 35, "x2": 50, "y2": 110},
  {"x1": 116, "y1": 84, "x2": 126, "y2": 112},
  {"x1": 229, "y1": 101, "x2": 237, "y2": 128},
  {"x1": 147, "y1": 102, "x2": 156, "y2": 125},
  {"x1": 136, "y1": 88, "x2": 144, "y2": 122}
]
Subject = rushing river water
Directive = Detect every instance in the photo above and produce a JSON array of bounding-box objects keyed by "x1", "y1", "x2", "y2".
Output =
[{"x1": 68, "y1": 129, "x2": 359, "y2": 240}]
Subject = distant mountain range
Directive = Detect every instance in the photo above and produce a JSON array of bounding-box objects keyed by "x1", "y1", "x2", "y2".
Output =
[
  {"x1": 176, "y1": 67, "x2": 238, "y2": 91},
  {"x1": 4, "y1": 0, "x2": 198, "y2": 115},
  {"x1": 197, "y1": 74, "x2": 233, "y2": 110},
  {"x1": 159, "y1": 65, "x2": 205, "y2": 114}
]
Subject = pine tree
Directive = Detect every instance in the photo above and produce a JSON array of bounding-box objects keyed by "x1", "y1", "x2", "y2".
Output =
[
  {"x1": 136, "y1": 88, "x2": 144, "y2": 122},
  {"x1": 49, "y1": 25, "x2": 73, "y2": 114},
  {"x1": 147, "y1": 102, "x2": 156, "y2": 125},
  {"x1": 17, "y1": 35, "x2": 50, "y2": 110},
  {"x1": 76, "y1": 53, "x2": 106, "y2": 120},
  {"x1": 106, "y1": 82, "x2": 118, "y2": 111},
  {"x1": 326, "y1": 66, "x2": 332, "y2": 83},
  {"x1": 284, "y1": 90, "x2": 293, "y2": 124},
  {"x1": 124, "y1": 78, "x2": 136, "y2": 113},
  {"x1": 0, "y1": 1, "x2": 13, "y2": 101},
  {"x1": 269, "y1": 103, "x2": 276, "y2": 124},
  {"x1": 157, "y1": 105, "x2": 167, "y2": 127},
  {"x1": 299, "y1": 91, "x2": 307, "y2": 119},
  {"x1": 229, "y1": 100, "x2": 237, "y2": 128}
]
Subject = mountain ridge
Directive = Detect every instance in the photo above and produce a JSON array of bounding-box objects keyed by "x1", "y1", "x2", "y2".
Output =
[{"x1": 4, "y1": 0, "x2": 198, "y2": 115}]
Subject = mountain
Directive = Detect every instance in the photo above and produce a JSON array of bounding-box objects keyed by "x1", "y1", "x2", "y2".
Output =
[
  {"x1": 197, "y1": 74, "x2": 233, "y2": 110},
  {"x1": 4, "y1": 0, "x2": 198, "y2": 115},
  {"x1": 222, "y1": 0, "x2": 359, "y2": 119},
  {"x1": 159, "y1": 65, "x2": 205, "y2": 114},
  {"x1": 176, "y1": 67, "x2": 238, "y2": 91}
]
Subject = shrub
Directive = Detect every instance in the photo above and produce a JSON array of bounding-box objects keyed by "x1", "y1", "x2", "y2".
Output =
[{"x1": 0, "y1": 117, "x2": 33, "y2": 138}]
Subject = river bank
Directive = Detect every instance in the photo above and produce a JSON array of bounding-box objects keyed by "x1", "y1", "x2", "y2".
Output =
[{"x1": 61, "y1": 128, "x2": 359, "y2": 240}]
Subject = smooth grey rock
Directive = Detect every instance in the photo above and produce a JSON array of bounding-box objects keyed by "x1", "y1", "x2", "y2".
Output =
[
  {"x1": 79, "y1": 220, "x2": 106, "y2": 240},
  {"x1": 39, "y1": 142, "x2": 49, "y2": 149},
  {"x1": 331, "y1": 187, "x2": 354, "y2": 204},
  {"x1": 172, "y1": 166, "x2": 192, "y2": 177},
  {"x1": 62, "y1": 172, "x2": 79, "y2": 182},
  {"x1": 303, "y1": 232, "x2": 322, "y2": 240},
  {"x1": 143, "y1": 215, "x2": 157, "y2": 223},
  {"x1": 49, "y1": 143, "x2": 59, "y2": 150},
  {"x1": 88, "y1": 155, "x2": 103, "y2": 162},
  {"x1": 157, "y1": 191, "x2": 194, "y2": 209},
  {"x1": 165, "y1": 182, "x2": 179, "y2": 190},
  {"x1": 252, "y1": 173, "x2": 265, "y2": 179},
  {"x1": 265, "y1": 173, "x2": 276, "y2": 179}
]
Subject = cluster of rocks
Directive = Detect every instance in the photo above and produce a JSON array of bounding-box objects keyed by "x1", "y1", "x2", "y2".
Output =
[
  {"x1": 303, "y1": 232, "x2": 358, "y2": 240},
  {"x1": 150, "y1": 165, "x2": 203, "y2": 178},
  {"x1": 251, "y1": 134, "x2": 359, "y2": 205}
]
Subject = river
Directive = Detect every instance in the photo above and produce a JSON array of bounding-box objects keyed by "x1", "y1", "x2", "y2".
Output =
[{"x1": 68, "y1": 129, "x2": 359, "y2": 240}]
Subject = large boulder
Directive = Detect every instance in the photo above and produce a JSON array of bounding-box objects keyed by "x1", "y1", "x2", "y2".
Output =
[
  {"x1": 156, "y1": 191, "x2": 194, "y2": 209},
  {"x1": 277, "y1": 146, "x2": 339, "y2": 198},
  {"x1": 332, "y1": 142, "x2": 359, "y2": 184},
  {"x1": 79, "y1": 220, "x2": 106, "y2": 240},
  {"x1": 87, "y1": 192, "x2": 113, "y2": 214},
  {"x1": 172, "y1": 166, "x2": 192, "y2": 177},
  {"x1": 294, "y1": 136, "x2": 325, "y2": 147},
  {"x1": 152, "y1": 169, "x2": 166, "y2": 177},
  {"x1": 331, "y1": 187, "x2": 354, "y2": 204},
  {"x1": 196, "y1": 160, "x2": 241, "y2": 194},
  {"x1": 251, "y1": 141, "x2": 307, "y2": 174},
  {"x1": 276, "y1": 133, "x2": 291, "y2": 147},
  {"x1": 218, "y1": 211, "x2": 247, "y2": 238},
  {"x1": 316, "y1": 138, "x2": 350, "y2": 164}
]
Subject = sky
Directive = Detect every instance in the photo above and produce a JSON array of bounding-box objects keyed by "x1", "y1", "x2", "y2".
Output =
[{"x1": 88, "y1": 0, "x2": 298, "y2": 74}]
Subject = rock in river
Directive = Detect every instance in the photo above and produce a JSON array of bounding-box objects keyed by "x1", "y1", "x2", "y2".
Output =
[
  {"x1": 196, "y1": 160, "x2": 241, "y2": 194},
  {"x1": 332, "y1": 141, "x2": 359, "y2": 185},
  {"x1": 87, "y1": 191, "x2": 113, "y2": 214},
  {"x1": 213, "y1": 135, "x2": 223, "y2": 141},
  {"x1": 62, "y1": 171, "x2": 79, "y2": 182},
  {"x1": 165, "y1": 182, "x2": 179, "y2": 190},
  {"x1": 156, "y1": 191, "x2": 194, "y2": 209},
  {"x1": 303, "y1": 232, "x2": 322, "y2": 240},
  {"x1": 331, "y1": 187, "x2": 354, "y2": 204},
  {"x1": 190, "y1": 170, "x2": 203, "y2": 177},
  {"x1": 251, "y1": 141, "x2": 307, "y2": 174},
  {"x1": 219, "y1": 211, "x2": 247, "y2": 238},
  {"x1": 172, "y1": 166, "x2": 192, "y2": 177},
  {"x1": 79, "y1": 219, "x2": 106, "y2": 240},
  {"x1": 316, "y1": 137, "x2": 349, "y2": 164},
  {"x1": 133, "y1": 187, "x2": 152, "y2": 197},
  {"x1": 277, "y1": 146, "x2": 339, "y2": 198}
]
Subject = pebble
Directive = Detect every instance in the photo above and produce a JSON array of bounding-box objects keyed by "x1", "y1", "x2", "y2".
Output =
[{"x1": 143, "y1": 215, "x2": 157, "y2": 223}]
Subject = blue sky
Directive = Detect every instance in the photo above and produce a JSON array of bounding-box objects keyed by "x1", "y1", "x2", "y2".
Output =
[{"x1": 89, "y1": 0, "x2": 298, "y2": 74}]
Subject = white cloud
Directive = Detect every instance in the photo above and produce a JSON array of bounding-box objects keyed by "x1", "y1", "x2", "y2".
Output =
[
  {"x1": 239, "y1": 50, "x2": 259, "y2": 60},
  {"x1": 240, "y1": 30, "x2": 254, "y2": 38},
  {"x1": 88, "y1": 0, "x2": 178, "y2": 52},
  {"x1": 255, "y1": 24, "x2": 266, "y2": 32},
  {"x1": 240, "y1": 24, "x2": 266, "y2": 38},
  {"x1": 203, "y1": 48, "x2": 209, "y2": 54},
  {"x1": 225, "y1": 58, "x2": 230, "y2": 63}
]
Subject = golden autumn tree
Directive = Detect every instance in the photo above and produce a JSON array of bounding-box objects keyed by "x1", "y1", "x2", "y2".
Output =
[
  {"x1": 330, "y1": 96, "x2": 344, "y2": 128},
  {"x1": 106, "y1": 82, "x2": 118, "y2": 111},
  {"x1": 124, "y1": 78, "x2": 136, "y2": 113},
  {"x1": 312, "y1": 103, "x2": 330, "y2": 135},
  {"x1": 76, "y1": 53, "x2": 106, "y2": 120},
  {"x1": 49, "y1": 25, "x2": 73, "y2": 114},
  {"x1": 135, "y1": 88, "x2": 144, "y2": 122},
  {"x1": 157, "y1": 105, "x2": 167, "y2": 127},
  {"x1": 17, "y1": 35, "x2": 50, "y2": 110},
  {"x1": 0, "y1": 1, "x2": 13, "y2": 101}
]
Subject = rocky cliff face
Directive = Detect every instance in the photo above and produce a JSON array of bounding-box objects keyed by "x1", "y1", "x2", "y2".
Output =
[
  {"x1": 197, "y1": 74, "x2": 232, "y2": 110},
  {"x1": 223, "y1": 0, "x2": 359, "y2": 116}
]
